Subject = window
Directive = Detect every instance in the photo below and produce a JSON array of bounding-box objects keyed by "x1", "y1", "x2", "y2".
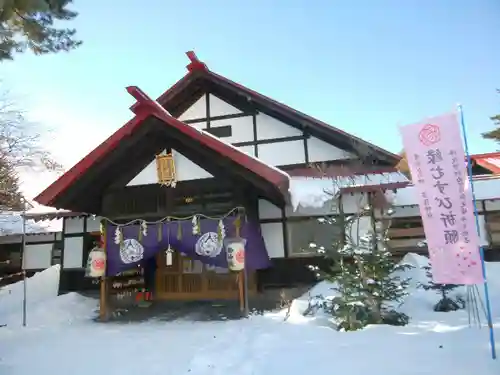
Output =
[{"x1": 287, "y1": 217, "x2": 343, "y2": 257}]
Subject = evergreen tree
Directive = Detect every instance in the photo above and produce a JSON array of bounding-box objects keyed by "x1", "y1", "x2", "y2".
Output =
[
  {"x1": 418, "y1": 265, "x2": 465, "y2": 312},
  {"x1": 0, "y1": 157, "x2": 23, "y2": 210},
  {"x1": 482, "y1": 90, "x2": 500, "y2": 143},
  {"x1": 0, "y1": 0, "x2": 81, "y2": 60},
  {"x1": 310, "y1": 204, "x2": 412, "y2": 331}
]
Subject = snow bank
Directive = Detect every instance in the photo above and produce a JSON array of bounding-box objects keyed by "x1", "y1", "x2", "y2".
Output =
[
  {"x1": 1, "y1": 253, "x2": 500, "y2": 375},
  {"x1": 284, "y1": 253, "x2": 500, "y2": 326},
  {"x1": 0, "y1": 265, "x2": 96, "y2": 328}
]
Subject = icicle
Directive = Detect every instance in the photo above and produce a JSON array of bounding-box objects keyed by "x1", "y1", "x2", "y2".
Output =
[
  {"x1": 217, "y1": 219, "x2": 225, "y2": 242},
  {"x1": 140, "y1": 220, "x2": 148, "y2": 237},
  {"x1": 166, "y1": 245, "x2": 173, "y2": 266}
]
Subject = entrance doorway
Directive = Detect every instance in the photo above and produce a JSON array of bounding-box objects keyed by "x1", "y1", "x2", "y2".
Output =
[{"x1": 154, "y1": 249, "x2": 256, "y2": 300}]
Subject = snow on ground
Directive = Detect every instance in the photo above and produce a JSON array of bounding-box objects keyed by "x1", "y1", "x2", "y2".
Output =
[{"x1": 1, "y1": 255, "x2": 500, "y2": 374}]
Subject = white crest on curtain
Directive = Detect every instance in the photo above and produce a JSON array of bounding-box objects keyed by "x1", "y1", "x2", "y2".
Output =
[
  {"x1": 195, "y1": 232, "x2": 223, "y2": 258},
  {"x1": 120, "y1": 238, "x2": 145, "y2": 264}
]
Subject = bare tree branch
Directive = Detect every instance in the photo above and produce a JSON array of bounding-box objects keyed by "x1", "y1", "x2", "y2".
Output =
[{"x1": 0, "y1": 82, "x2": 62, "y2": 210}]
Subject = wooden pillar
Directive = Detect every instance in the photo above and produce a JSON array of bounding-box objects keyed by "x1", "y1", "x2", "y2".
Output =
[
  {"x1": 234, "y1": 214, "x2": 245, "y2": 312},
  {"x1": 99, "y1": 222, "x2": 108, "y2": 321},
  {"x1": 238, "y1": 272, "x2": 245, "y2": 311}
]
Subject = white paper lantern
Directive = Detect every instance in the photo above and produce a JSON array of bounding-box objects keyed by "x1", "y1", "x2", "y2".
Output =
[
  {"x1": 225, "y1": 237, "x2": 246, "y2": 272},
  {"x1": 86, "y1": 247, "x2": 107, "y2": 278}
]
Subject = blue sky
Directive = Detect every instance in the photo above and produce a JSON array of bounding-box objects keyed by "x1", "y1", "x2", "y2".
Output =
[{"x1": 2, "y1": 0, "x2": 500, "y2": 195}]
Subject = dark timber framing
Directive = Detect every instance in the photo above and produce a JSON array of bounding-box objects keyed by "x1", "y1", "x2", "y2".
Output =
[{"x1": 205, "y1": 93, "x2": 210, "y2": 128}]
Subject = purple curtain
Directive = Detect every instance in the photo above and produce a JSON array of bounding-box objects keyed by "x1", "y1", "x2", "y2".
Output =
[{"x1": 105, "y1": 216, "x2": 271, "y2": 276}]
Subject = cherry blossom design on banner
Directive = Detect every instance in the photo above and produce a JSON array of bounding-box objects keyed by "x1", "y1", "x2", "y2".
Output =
[{"x1": 399, "y1": 112, "x2": 483, "y2": 285}]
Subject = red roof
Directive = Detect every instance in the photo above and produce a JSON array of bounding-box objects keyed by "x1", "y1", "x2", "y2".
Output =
[
  {"x1": 132, "y1": 51, "x2": 400, "y2": 165},
  {"x1": 34, "y1": 87, "x2": 290, "y2": 208},
  {"x1": 471, "y1": 152, "x2": 500, "y2": 174}
]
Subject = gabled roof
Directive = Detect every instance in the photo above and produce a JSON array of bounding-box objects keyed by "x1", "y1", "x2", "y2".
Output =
[
  {"x1": 131, "y1": 51, "x2": 400, "y2": 166},
  {"x1": 34, "y1": 87, "x2": 290, "y2": 211}
]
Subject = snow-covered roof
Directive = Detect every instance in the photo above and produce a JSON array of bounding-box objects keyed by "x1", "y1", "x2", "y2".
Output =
[
  {"x1": 0, "y1": 212, "x2": 62, "y2": 236},
  {"x1": 391, "y1": 175, "x2": 500, "y2": 207},
  {"x1": 289, "y1": 172, "x2": 408, "y2": 210},
  {"x1": 288, "y1": 171, "x2": 500, "y2": 211}
]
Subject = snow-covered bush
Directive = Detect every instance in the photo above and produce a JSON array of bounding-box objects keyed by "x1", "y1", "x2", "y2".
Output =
[
  {"x1": 308, "y1": 202, "x2": 412, "y2": 331},
  {"x1": 418, "y1": 265, "x2": 465, "y2": 312}
]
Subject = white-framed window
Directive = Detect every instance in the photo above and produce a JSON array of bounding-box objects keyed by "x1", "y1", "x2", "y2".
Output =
[{"x1": 286, "y1": 216, "x2": 342, "y2": 257}]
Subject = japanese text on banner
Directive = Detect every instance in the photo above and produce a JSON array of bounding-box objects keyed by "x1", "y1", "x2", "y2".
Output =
[{"x1": 399, "y1": 112, "x2": 483, "y2": 285}]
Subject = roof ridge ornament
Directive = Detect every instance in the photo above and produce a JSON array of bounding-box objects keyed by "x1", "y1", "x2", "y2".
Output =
[{"x1": 186, "y1": 51, "x2": 208, "y2": 72}]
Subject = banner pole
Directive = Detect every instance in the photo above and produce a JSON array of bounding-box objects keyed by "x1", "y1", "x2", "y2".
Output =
[{"x1": 458, "y1": 104, "x2": 496, "y2": 360}]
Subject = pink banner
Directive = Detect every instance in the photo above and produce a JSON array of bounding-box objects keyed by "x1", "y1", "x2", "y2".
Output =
[{"x1": 399, "y1": 112, "x2": 483, "y2": 285}]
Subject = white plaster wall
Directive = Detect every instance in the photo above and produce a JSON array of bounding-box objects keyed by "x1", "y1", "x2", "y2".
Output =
[
  {"x1": 258, "y1": 140, "x2": 306, "y2": 166},
  {"x1": 260, "y1": 222, "x2": 285, "y2": 258},
  {"x1": 64, "y1": 217, "x2": 84, "y2": 234},
  {"x1": 485, "y1": 200, "x2": 500, "y2": 211},
  {"x1": 209, "y1": 94, "x2": 242, "y2": 117},
  {"x1": 86, "y1": 216, "x2": 102, "y2": 232},
  {"x1": 173, "y1": 150, "x2": 213, "y2": 181},
  {"x1": 307, "y1": 137, "x2": 353, "y2": 162},
  {"x1": 258, "y1": 199, "x2": 282, "y2": 220},
  {"x1": 256, "y1": 113, "x2": 301, "y2": 140},
  {"x1": 24, "y1": 243, "x2": 52, "y2": 269},
  {"x1": 210, "y1": 116, "x2": 253, "y2": 144},
  {"x1": 63, "y1": 236, "x2": 84, "y2": 269},
  {"x1": 178, "y1": 95, "x2": 207, "y2": 121}
]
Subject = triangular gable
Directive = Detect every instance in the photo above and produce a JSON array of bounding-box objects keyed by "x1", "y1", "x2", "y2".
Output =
[
  {"x1": 35, "y1": 87, "x2": 290, "y2": 211},
  {"x1": 127, "y1": 149, "x2": 213, "y2": 186},
  {"x1": 142, "y1": 52, "x2": 400, "y2": 166}
]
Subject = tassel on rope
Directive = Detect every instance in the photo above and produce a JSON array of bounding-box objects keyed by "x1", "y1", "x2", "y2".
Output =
[
  {"x1": 157, "y1": 222, "x2": 163, "y2": 242},
  {"x1": 233, "y1": 214, "x2": 241, "y2": 237},
  {"x1": 192, "y1": 215, "x2": 201, "y2": 235},
  {"x1": 166, "y1": 245, "x2": 173, "y2": 266},
  {"x1": 138, "y1": 225, "x2": 143, "y2": 241},
  {"x1": 140, "y1": 220, "x2": 148, "y2": 237},
  {"x1": 217, "y1": 219, "x2": 226, "y2": 242},
  {"x1": 166, "y1": 218, "x2": 173, "y2": 266},
  {"x1": 177, "y1": 221, "x2": 182, "y2": 240},
  {"x1": 114, "y1": 226, "x2": 122, "y2": 245}
]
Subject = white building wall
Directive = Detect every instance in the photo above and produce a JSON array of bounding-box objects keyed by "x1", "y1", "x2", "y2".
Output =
[
  {"x1": 24, "y1": 243, "x2": 53, "y2": 269},
  {"x1": 127, "y1": 91, "x2": 357, "y2": 185},
  {"x1": 177, "y1": 95, "x2": 207, "y2": 121}
]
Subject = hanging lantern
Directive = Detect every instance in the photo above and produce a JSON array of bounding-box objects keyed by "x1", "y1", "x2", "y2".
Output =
[
  {"x1": 224, "y1": 237, "x2": 246, "y2": 272},
  {"x1": 85, "y1": 247, "x2": 107, "y2": 278},
  {"x1": 156, "y1": 153, "x2": 177, "y2": 187}
]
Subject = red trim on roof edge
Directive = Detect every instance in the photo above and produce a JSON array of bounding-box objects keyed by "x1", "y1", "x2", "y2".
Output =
[
  {"x1": 34, "y1": 111, "x2": 149, "y2": 207},
  {"x1": 151, "y1": 52, "x2": 399, "y2": 164},
  {"x1": 470, "y1": 152, "x2": 500, "y2": 174},
  {"x1": 186, "y1": 51, "x2": 208, "y2": 72},
  {"x1": 35, "y1": 87, "x2": 289, "y2": 208}
]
